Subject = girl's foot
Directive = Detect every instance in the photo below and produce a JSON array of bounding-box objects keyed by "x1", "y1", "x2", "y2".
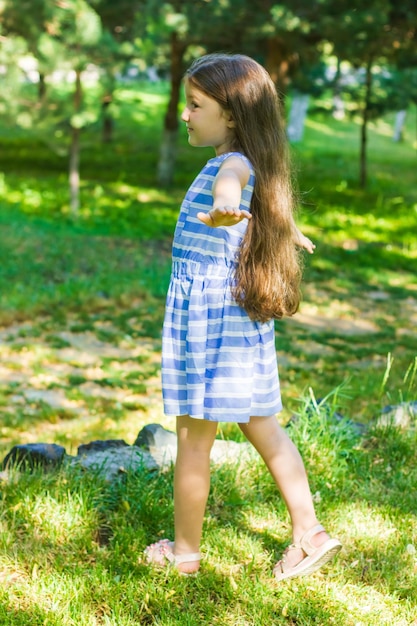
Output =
[
  {"x1": 273, "y1": 524, "x2": 342, "y2": 581},
  {"x1": 144, "y1": 539, "x2": 201, "y2": 575}
]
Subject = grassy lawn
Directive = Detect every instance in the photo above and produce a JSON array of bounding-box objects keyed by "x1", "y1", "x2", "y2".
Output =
[{"x1": 0, "y1": 83, "x2": 416, "y2": 625}]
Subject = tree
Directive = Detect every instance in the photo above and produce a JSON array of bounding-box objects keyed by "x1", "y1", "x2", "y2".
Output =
[
  {"x1": 0, "y1": 0, "x2": 50, "y2": 100},
  {"x1": 88, "y1": 0, "x2": 145, "y2": 142},
  {"x1": 142, "y1": 0, "x2": 280, "y2": 187},
  {"x1": 390, "y1": 8, "x2": 417, "y2": 143},
  {"x1": 0, "y1": 0, "x2": 135, "y2": 213},
  {"x1": 251, "y1": 0, "x2": 417, "y2": 184},
  {"x1": 320, "y1": 0, "x2": 417, "y2": 186},
  {"x1": 40, "y1": 0, "x2": 104, "y2": 213}
]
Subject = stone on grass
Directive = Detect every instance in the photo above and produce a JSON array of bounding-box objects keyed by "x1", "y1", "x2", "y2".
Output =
[
  {"x1": 377, "y1": 401, "x2": 417, "y2": 429},
  {"x1": 74, "y1": 445, "x2": 159, "y2": 480},
  {"x1": 287, "y1": 399, "x2": 368, "y2": 436},
  {"x1": 78, "y1": 439, "x2": 129, "y2": 456},
  {"x1": 134, "y1": 423, "x2": 177, "y2": 449},
  {"x1": 2, "y1": 443, "x2": 66, "y2": 471},
  {"x1": 0, "y1": 424, "x2": 259, "y2": 482}
]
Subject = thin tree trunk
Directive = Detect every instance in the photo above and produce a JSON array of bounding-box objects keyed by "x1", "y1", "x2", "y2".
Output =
[
  {"x1": 287, "y1": 93, "x2": 309, "y2": 142},
  {"x1": 157, "y1": 32, "x2": 186, "y2": 187},
  {"x1": 69, "y1": 126, "x2": 80, "y2": 214},
  {"x1": 38, "y1": 72, "x2": 47, "y2": 102},
  {"x1": 332, "y1": 57, "x2": 345, "y2": 120},
  {"x1": 69, "y1": 69, "x2": 82, "y2": 214},
  {"x1": 102, "y1": 93, "x2": 113, "y2": 143},
  {"x1": 393, "y1": 110, "x2": 407, "y2": 142},
  {"x1": 360, "y1": 59, "x2": 373, "y2": 188},
  {"x1": 101, "y1": 70, "x2": 115, "y2": 142}
]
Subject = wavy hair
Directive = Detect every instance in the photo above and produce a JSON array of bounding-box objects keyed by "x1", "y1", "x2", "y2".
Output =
[{"x1": 185, "y1": 53, "x2": 302, "y2": 323}]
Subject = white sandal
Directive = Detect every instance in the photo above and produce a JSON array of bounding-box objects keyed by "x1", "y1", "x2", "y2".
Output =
[
  {"x1": 144, "y1": 539, "x2": 201, "y2": 575},
  {"x1": 273, "y1": 524, "x2": 342, "y2": 582}
]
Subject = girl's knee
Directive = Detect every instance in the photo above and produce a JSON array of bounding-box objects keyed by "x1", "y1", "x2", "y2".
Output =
[{"x1": 176, "y1": 414, "x2": 218, "y2": 451}]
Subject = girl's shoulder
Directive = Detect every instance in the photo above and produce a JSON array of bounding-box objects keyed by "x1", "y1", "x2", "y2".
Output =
[
  {"x1": 207, "y1": 152, "x2": 254, "y2": 182},
  {"x1": 208, "y1": 151, "x2": 252, "y2": 169}
]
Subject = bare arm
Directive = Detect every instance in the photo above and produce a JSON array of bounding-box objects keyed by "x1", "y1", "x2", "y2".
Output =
[{"x1": 197, "y1": 157, "x2": 252, "y2": 227}]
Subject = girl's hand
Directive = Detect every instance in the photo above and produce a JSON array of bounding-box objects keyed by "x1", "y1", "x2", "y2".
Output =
[
  {"x1": 197, "y1": 206, "x2": 252, "y2": 227},
  {"x1": 295, "y1": 228, "x2": 316, "y2": 254}
]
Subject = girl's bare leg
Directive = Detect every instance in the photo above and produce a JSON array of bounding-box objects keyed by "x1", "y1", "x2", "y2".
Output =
[
  {"x1": 173, "y1": 414, "x2": 218, "y2": 572},
  {"x1": 239, "y1": 415, "x2": 328, "y2": 567}
]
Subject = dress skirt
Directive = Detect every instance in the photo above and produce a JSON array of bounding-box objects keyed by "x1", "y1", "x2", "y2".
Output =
[{"x1": 161, "y1": 258, "x2": 282, "y2": 423}]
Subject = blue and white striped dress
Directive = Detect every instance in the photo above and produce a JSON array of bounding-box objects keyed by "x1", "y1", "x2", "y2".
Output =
[{"x1": 162, "y1": 151, "x2": 282, "y2": 423}]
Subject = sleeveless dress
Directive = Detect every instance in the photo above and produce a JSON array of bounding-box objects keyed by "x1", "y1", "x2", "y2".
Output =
[{"x1": 161, "y1": 151, "x2": 282, "y2": 423}]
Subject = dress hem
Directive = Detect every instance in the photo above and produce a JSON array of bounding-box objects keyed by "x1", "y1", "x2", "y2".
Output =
[{"x1": 163, "y1": 406, "x2": 283, "y2": 423}]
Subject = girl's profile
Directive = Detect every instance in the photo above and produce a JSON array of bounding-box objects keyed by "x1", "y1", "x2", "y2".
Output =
[{"x1": 144, "y1": 52, "x2": 341, "y2": 580}]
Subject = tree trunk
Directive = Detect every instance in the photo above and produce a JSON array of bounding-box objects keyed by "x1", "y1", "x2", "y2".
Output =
[
  {"x1": 158, "y1": 127, "x2": 179, "y2": 188},
  {"x1": 157, "y1": 32, "x2": 186, "y2": 187},
  {"x1": 101, "y1": 70, "x2": 115, "y2": 142},
  {"x1": 332, "y1": 57, "x2": 345, "y2": 120},
  {"x1": 69, "y1": 126, "x2": 80, "y2": 214},
  {"x1": 393, "y1": 110, "x2": 407, "y2": 142},
  {"x1": 102, "y1": 93, "x2": 113, "y2": 143},
  {"x1": 264, "y1": 36, "x2": 291, "y2": 94},
  {"x1": 287, "y1": 93, "x2": 309, "y2": 142},
  {"x1": 38, "y1": 72, "x2": 47, "y2": 102},
  {"x1": 69, "y1": 69, "x2": 82, "y2": 215},
  {"x1": 360, "y1": 59, "x2": 373, "y2": 188}
]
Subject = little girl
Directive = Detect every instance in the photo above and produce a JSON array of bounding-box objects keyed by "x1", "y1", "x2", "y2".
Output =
[{"x1": 145, "y1": 53, "x2": 341, "y2": 580}]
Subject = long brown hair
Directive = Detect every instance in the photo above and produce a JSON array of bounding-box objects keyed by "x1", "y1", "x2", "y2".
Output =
[{"x1": 185, "y1": 53, "x2": 302, "y2": 323}]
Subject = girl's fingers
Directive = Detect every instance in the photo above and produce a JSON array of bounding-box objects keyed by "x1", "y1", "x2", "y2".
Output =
[
  {"x1": 197, "y1": 208, "x2": 252, "y2": 227},
  {"x1": 214, "y1": 207, "x2": 252, "y2": 218},
  {"x1": 197, "y1": 211, "x2": 212, "y2": 224}
]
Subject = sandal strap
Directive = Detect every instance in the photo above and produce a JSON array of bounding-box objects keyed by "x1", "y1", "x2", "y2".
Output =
[
  {"x1": 273, "y1": 543, "x2": 299, "y2": 575},
  {"x1": 157, "y1": 540, "x2": 201, "y2": 564},
  {"x1": 165, "y1": 550, "x2": 201, "y2": 565},
  {"x1": 277, "y1": 523, "x2": 326, "y2": 570},
  {"x1": 299, "y1": 524, "x2": 325, "y2": 555}
]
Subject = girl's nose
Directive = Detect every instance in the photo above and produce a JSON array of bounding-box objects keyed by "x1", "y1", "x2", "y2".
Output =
[{"x1": 181, "y1": 107, "x2": 190, "y2": 122}]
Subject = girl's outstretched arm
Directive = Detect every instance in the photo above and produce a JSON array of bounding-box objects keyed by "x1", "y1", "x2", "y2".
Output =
[
  {"x1": 197, "y1": 157, "x2": 252, "y2": 227},
  {"x1": 294, "y1": 227, "x2": 315, "y2": 254}
]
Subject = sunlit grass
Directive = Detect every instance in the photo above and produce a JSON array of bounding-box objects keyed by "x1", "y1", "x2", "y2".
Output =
[{"x1": 0, "y1": 400, "x2": 416, "y2": 625}]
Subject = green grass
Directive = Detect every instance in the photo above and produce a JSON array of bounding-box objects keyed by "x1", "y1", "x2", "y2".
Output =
[
  {"x1": 0, "y1": 405, "x2": 416, "y2": 625},
  {"x1": 0, "y1": 83, "x2": 416, "y2": 624}
]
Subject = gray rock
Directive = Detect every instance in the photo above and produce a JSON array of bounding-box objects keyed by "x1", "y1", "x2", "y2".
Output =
[
  {"x1": 2, "y1": 443, "x2": 66, "y2": 471},
  {"x1": 78, "y1": 439, "x2": 129, "y2": 456},
  {"x1": 70, "y1": 423, "x2": 254, "y2": 481},
  {"x1": 287, "y1": 400, "x2": 367, "y2": 436},
  {"x1": 377, "y1": 401, "x2": 417, "y2": 429},
  {"x1": 73, "y1": 446, "x2": 160, "y2": 479},
  {"x1": 0, "y1": 424, "x2": 254, "y2": 481},
  {"x1": 134, "y1": 423, "x2": 177, "y2": 449}
]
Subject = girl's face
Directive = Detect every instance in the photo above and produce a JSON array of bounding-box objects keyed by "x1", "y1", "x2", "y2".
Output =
[{"x1": 181, "y1": 78, "x2": 235, "y2": 155}]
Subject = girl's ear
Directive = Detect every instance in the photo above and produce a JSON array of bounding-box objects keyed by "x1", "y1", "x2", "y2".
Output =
[{"x1": 223, "y1": 108, "x2": 235, "y2": 128}]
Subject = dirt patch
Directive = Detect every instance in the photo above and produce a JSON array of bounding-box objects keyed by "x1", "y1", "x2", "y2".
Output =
[{"x1": 0, "y1": 291, "x2": 416, "y2": 453}]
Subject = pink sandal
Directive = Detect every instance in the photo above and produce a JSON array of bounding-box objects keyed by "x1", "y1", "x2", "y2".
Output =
[
  {"x1": 273, "y1": 524, "x2": 342, "y2": 582},
  {"x1": 144, "y1": 539, "x2": 201, "y2": 575}
]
